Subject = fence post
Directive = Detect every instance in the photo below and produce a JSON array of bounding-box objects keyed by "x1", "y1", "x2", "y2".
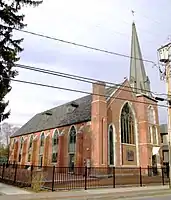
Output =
[
  {"x1": 13, "y1": 164, "x2": 18, "y2": 183},
  {"x1": 2, "y1": 163, "x2": 5, "y2": 180},
  {"x1": 113, "y1": 167, "x2": 115, "y2": 188},
  {"x1": 161, "y1": 167, "x2": 165, "y2": 185},
  {"x1": 139, "y1": 167, "x2": 142, "y2": 187},
  {"x1": 30, "y1": 165, "x2": 33, "y2": 184},
  {"x1": 84, "y1": 166, "x2": 87, "y2": 190},
  {"x1": 51, "y1": 166, "x2": 55, "y2": 192}
]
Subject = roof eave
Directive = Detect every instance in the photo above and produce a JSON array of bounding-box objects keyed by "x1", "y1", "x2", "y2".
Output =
[{"x1": 10, "y1": 118, "x2": 91, "y2": 138}]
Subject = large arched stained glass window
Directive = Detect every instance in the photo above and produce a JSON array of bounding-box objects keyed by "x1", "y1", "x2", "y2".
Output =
[{"x1": 121, "y1": 103, "x2": 135, "y2": 144}]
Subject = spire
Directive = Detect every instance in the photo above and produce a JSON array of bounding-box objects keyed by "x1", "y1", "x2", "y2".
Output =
[{"x1": 129, "y1": 22, "x2": 152, "y2": 97}]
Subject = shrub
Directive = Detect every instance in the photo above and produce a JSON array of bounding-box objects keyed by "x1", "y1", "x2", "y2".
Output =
[{"x1": 31, "y1": 171, "x2": 46, "y2": 192}]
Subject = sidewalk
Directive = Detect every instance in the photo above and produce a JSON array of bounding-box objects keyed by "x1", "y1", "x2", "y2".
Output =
[
  {"x1": 0, "y1": 185, "x2": 170, "y2": 200},
  {"x1": 0, "y1": 183, "x2": 32, "y2": 196}
]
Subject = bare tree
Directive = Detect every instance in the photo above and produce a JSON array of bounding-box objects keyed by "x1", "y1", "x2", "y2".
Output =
[{"x1": 0, "y1": 123, "x2": 20, "y2": 146}]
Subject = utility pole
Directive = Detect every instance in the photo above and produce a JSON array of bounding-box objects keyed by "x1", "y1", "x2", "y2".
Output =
[{"x1": 157, "y1": 42, "x2": 171, "y2": 188}]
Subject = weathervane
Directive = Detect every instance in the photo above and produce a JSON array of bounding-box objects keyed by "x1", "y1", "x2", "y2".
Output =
[{"x1": 131, "y1": 10, "x2": 135, "y2": 22}]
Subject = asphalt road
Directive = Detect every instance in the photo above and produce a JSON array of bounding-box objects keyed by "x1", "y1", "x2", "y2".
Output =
[{"x1": 121, "y1": 194, "x2": 171, "y2": 200}]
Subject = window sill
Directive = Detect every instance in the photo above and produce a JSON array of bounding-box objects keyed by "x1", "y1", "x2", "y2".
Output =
[{"x1": 121, "y1": 143, "x2": 136, "y2": 146}]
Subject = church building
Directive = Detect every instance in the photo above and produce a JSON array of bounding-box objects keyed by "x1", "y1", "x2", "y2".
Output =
[{"x1": 9, "y1": 23, "x2": 161, "y2": 170}]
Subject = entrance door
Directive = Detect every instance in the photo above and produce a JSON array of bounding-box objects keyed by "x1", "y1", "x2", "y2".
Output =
[
  {"x1": 152, "y1": 155, "x2": 157, "y2": 176},
  {"x1": 68, "y1": 154, "x2": 75, "y2": 173}
]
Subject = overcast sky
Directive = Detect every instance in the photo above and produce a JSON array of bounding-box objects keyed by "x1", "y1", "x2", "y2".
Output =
[{"x1": 4, "y1": 0, "x2": 170, "y2": 126}]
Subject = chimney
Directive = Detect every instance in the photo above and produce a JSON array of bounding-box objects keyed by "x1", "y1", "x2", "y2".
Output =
[
  {"x1": 91, "y1": 81, "x2": 108, "y2": 167},
  {"x1": 92, "y1": 81, "x2": 106, "y2": 102}
]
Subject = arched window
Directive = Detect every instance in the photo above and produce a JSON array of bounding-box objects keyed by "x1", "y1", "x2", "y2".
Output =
[
  {"x1": 39, "y1": 133, "x2": 45, "y2": 167},
  {"x1": 148, "y1": 106, "x2": 155, "y2": 124},
  {"x1": 40, "y1": 132, "x2": 45, "y2": 147},
  {"x1": 148, "y1": 106, "x2": 157, "y2": 144},
  {"x1": 19, "y1": 137, "x2": 24, "y2": 162},
  {"x1": 29, "y1": 135, "x2": 33, "y2": 148},
  {"x1": 28, "y1": 135, "x2": 33, "y2": 162},
  {"x1": 53, "y1": 130, "x2": 58, "y2": 146},
  {"x1": 68, "y1": 126, "x2": 76, "y2": 172},
  {"x1": 20, "y1": 137, "x2": 24, "y2": 150},
  {"x1": 108, "y1": 125, "x2": 114, "y2": 165},
  {"x1": 52, "y1": 129, "x2": 59, "y2": 163},
  {"x1": 121, "y1": 103, "x2": 135, "y2": 144},
  {"x1": 68, "y1": 126, "x2": 76, "y2": 152}
]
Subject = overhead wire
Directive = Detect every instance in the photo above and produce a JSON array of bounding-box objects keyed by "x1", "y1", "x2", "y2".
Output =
[
  {"x1": 15, "y1": 63, "x2": 168, "y2": 98},
  {"x1": 0, "y1": 24, "x2": 156, "y2": 65},
  {"x1": 9, "y1": 24, "x2": 162, "y2": 78},
  {"x1": 1, "y1": 24, "x2": 163, "y2": 84},
  {"x1": 3, "y1": 76, "x2": 167, "y2": 108}
]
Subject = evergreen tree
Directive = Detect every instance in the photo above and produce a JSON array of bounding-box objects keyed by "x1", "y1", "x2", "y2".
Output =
[{"x1": 0, "y1": 0, "x2": 42, "y2": 121}]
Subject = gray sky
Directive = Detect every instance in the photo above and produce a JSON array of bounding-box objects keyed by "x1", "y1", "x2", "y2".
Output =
[{"x1": 4, "y1": 0, "x2": 170, "y2": 126}]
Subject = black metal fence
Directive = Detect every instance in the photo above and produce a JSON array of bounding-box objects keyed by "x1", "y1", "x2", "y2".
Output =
[{"x1": 0, "y1": 164, "x2": 169, "y2": 191}]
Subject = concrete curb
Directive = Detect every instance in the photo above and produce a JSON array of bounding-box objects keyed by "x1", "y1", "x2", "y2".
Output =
[{"x1": 0, "y1": 185, "x2": 170, "y2": 200}]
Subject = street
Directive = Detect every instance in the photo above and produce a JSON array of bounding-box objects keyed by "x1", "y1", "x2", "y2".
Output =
[{"x1": 119, "y1": 193, "x2": 171, "y2": 200}]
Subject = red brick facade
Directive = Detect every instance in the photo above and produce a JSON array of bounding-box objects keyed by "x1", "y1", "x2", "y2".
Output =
[{"x1": 9, "y1": 80, "x2": 161, "y2": 169}]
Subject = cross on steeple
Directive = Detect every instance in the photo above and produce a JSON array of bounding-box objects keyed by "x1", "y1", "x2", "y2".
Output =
[{"x1": 131, "y1": 10, "x2": 135, "y2": 22}]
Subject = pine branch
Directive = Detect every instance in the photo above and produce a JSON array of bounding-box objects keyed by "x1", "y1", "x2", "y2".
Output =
[{"x1": 0, "y1": 0, "x2": 43, "y2": 121}]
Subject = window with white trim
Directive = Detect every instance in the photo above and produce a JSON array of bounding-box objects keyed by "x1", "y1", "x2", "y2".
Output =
[
  {"x1": 121, "y1": 103, "x2": 135, "y2": 144},
  {"x1": 148, "y1": 106, "x2": 155, "y2": 124},
  {"x1": 68, "y1": 126, "x2": 76, "y2": 153},
  {"x1": 52, "y1": 129, "x2": 59, "y2": 163}
]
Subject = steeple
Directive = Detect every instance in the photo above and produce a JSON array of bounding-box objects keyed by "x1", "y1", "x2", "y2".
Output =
[{"x1": 129, "y1": 22, "x2": 152, "y2": 97}]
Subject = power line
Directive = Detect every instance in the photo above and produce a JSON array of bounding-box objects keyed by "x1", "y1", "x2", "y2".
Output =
[
  {"x1": 10, "y1": 25, "x2": 157, "y2": 65},
  {"x1": 16, "y1": 63, "x2": 168, "y2": 98},
  {"x1": 5, "y1": 76, "x2": 167, "y2": 108}
]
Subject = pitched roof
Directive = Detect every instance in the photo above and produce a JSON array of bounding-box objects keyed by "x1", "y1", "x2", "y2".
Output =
[{"x1": 11, "y1": 85, "x2": 119, "y2": 137}]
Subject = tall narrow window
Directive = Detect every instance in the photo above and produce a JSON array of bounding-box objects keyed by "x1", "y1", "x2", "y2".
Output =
[
  {"x1": 148, "y1": 106, "x2": 155, "y2": 124},
  {"x1": 19, "y1": 137, "x2": 24, "y2": 162},
  {"x1": 28, "y1": 135, "x2": 33, "y2": 162},
  {"x1": 40, "y1": 132, "x2": 45, "y2": 147},
  {"x1": 109, "y1": 125, "x2": 114, "y2": 165},
  {"x1": 68, "y1": 126, "x2": 76, "y2": 171},
  {"x1": 148, "y1": 106, "x2": 157, "y2": 144},
  {"x1": 152, "y1": 126, "x2": 157, "y2": 144},
  {"x1": 52, "y1": 129, "x2": 59, "y2": 163},
  {"x1": 68, "y1": 126, "x2": 76, "y2": 153},
  {"x1": 121, "y1": 103, "x2": 135, "y2": 144},
  {"x1": 29, "y1": 135, "x2": 33, "y2": 148},
  {"x1": 39, "y1": 132, "x2": 45, "y2": 167},
  {"x1": 20, "y1": 137, "x2": 24, "y2": 149}
]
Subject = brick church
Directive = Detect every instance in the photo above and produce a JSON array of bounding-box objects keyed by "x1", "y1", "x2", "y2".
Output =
[{"x1": 9, "y1": 23, "x2": 161, "y2": 170}]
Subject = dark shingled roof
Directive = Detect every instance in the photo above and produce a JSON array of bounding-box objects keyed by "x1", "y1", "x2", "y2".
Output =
[{"x1": 11, "y1": 85, "x2": 119, "y2": 137}]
